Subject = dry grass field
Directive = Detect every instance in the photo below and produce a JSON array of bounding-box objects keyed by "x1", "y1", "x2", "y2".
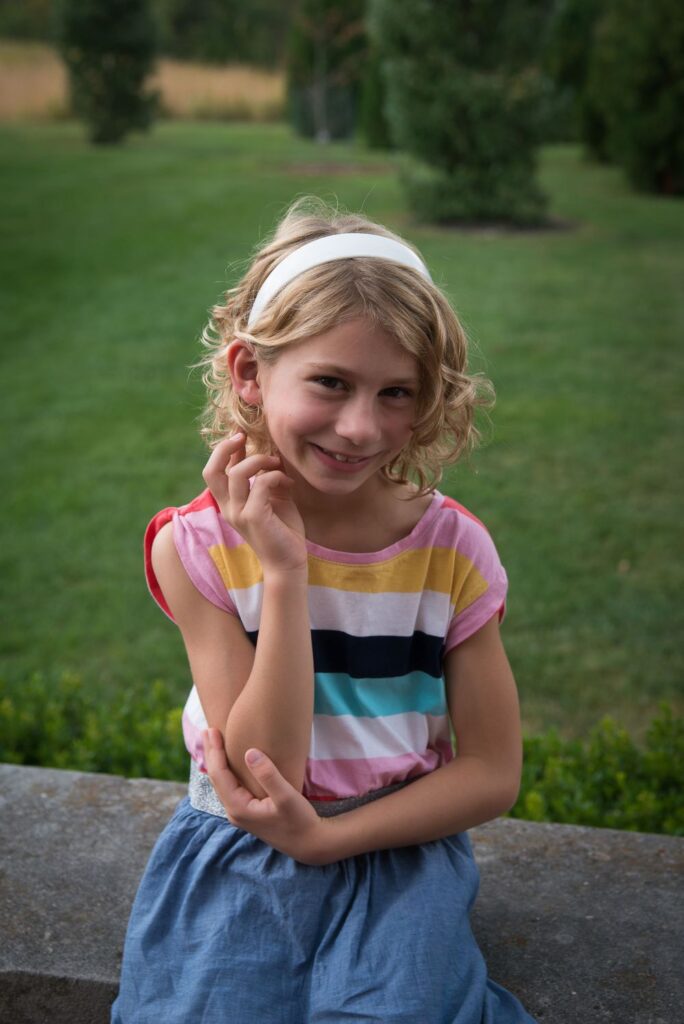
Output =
[{"x1": 0, "y1": 40, "x2": 285, "y2": 121}]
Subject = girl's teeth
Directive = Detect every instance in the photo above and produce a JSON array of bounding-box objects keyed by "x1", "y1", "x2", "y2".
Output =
[{"x1": 322, "y1": 447, "x2": 363, "y2": 463}]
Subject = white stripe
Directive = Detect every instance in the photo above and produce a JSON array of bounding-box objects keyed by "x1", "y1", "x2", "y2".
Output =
[
  {"x1": 229, "y1": 582, "x2": 452, "y2": 638},
  {"x1": 307, "y1": 585, "x2": 451, "y2": 637},
  {"x1": 183, "y1": 685, "x2": 208, "y2": 728},
  {"x1": 309, "y1": 711, "x2": 451, "y2": 761}
]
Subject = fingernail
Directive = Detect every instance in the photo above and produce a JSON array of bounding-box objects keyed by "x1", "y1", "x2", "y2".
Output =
[{"x1": 245, "y1": 749, "x2": 263, "y2": 766}]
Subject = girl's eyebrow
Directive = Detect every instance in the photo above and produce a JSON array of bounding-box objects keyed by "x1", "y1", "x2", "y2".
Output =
[{"x1": 305, "y1": 362, "x2": 419, "y2": 386}]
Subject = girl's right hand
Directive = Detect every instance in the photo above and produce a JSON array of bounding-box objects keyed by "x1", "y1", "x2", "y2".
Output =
[{"x1": 202, "y1": 433, "x2": 308, "y2": 577}]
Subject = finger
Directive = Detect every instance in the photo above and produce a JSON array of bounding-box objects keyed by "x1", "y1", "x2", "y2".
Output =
[
  {"x1": 244, "y1": 749, "x2": 298, "y2": 810},
  {"x1": 225, "y1": 453, "x2": 283, "y2": 509},
  {"x1": 203, "y1": 729, "x2": 244, "y2": 804},
  {"x1": 202, "y1": 434, "x2": 246, "y2": 504},
  {"x1": 203, "y1": 730, "x2": 269, "y2": 823},
  {"x1": 246, "y1": 470, "x2": 295, "y2": 507}
]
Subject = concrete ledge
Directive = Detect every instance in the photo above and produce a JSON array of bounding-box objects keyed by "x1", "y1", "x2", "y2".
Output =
[{"x1": 1, "y1": 763, "x2": 682, "y2": 1023}]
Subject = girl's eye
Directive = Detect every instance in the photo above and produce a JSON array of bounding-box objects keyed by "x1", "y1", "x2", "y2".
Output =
[
  {"x1": 314, "y1": 376, "x2": 345, "y2": 390},
  {"x1": 381, "y1": 386, "x2": 413, "y2": 399}
]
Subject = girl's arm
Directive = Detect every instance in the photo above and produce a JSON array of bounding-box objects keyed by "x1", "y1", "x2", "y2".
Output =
[
  {"x1": 152, "y1": 435, "x2": 314, "y2": 797},
  {"x1": 203, "y1": 613, "x2": 522, "y2": 863}
]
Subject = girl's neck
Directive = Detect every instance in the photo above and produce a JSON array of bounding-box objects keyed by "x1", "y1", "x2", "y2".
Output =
[{"x1": 294, "y1": 477, "x2": 434, "y2": 554}]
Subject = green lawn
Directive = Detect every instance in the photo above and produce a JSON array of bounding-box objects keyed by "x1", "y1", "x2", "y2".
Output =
[{"x1": 1, "y1": 120, "x2": 682, "y2": 739}]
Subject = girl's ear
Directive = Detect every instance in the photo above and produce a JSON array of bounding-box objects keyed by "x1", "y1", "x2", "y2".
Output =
[{"x1": 227, "y1": 340, "x2": 262, "y2": 406}]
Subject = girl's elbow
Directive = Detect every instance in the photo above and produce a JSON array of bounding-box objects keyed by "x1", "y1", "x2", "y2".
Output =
[{"x1": 495, "y1": 763, "x2": 522, "y2": 815}]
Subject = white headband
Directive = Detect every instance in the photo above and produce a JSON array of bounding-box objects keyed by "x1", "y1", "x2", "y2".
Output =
[{"x1": 247, "y1": 232, "x2": 432, "y2": 329}]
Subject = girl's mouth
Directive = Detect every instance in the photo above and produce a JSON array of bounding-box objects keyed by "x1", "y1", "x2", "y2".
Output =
[{"x1": 310, "y1": 443, "x2": 375, "y2": 471}]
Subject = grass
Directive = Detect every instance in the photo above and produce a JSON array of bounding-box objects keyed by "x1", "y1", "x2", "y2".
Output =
[
  {"x1": 1, "y1": 119, "x2": 682, "y2": 742},
  {"x1": 0, "y1": 40, "x2": 284, "y2": 121}
]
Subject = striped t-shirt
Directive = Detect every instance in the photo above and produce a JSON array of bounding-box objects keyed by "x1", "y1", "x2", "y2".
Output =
[{"x1": 144, "y1": 489, "x2": 507, "y2": 801}]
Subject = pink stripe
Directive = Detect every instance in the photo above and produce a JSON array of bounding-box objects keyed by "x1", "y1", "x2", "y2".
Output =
[
  {"x1": 176, "y1": 502, "x2": 245, "y2": 550},
  {"x1": 429, "y1": 504, "x2": 496, "y2": 566},
  {"x1": 303, "y1": 741, "x2": 453, "y2": 799},
  {"x1": 173, "y1": 510, "x2": 238, "y2": 615},
  {"x1": 183, "y1": 710, "x2": 207, "y2": 771},
  {"x1": 445, "y1": 578, "x2": 507, "y2": 651}
]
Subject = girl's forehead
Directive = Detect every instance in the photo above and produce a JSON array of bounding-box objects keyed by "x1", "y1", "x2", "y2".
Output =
[{"x1": 284, "y1": 320, "x2": 419, "y2": 375}]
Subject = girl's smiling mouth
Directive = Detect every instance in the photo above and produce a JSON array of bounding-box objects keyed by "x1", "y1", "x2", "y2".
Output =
[{"x1": 310, "y1": 443, "x2": 378, "y2": 470}]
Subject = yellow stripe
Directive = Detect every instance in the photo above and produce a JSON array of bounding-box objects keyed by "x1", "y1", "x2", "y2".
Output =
[
  {"x1": 209, "y1": 542, "x2": 489, "y2": 608},
  {"x1": 308, "y1": 546, "x2": 485, "y2": 600},
  {"x1": 209, "y1": 543, "x2": 263, "y2": 590}
]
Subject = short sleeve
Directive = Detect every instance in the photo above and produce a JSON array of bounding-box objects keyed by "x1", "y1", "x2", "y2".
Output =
[
  {"x1": 144, "y1": 490, "x2": 238, "y2": 622},
  {"x1": 443, "y1": 514, "x2": 508, "y2": 654}
]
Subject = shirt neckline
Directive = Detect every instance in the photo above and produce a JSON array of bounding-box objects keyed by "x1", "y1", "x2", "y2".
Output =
[{"x1": 304, "y1": 490, "x2": 444, "y2": 564}]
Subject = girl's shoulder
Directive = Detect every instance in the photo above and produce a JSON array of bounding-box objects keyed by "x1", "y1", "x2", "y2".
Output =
[
  {"x1": 144, "y1": 488, "x2": 241, "y2": 621},
  {"x1": 418, "y1": 491, "x2": 502, "y2": 559},
  {"x1": 430, "y1": 493, "x2": 508, "y2": 650}
]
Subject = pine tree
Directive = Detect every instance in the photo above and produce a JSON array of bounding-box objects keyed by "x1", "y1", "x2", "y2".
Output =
[
  {"x1": 57, "y1": 0, "x2": 159, "y2": 145},
  {"x1": 369, "y1": 0, "x2": 550, "y2": 224}
]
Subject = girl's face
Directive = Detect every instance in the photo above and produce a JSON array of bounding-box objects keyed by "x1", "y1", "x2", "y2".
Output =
[{"x1": 255, "y1": 318, "x2": 420, "y2": 501}]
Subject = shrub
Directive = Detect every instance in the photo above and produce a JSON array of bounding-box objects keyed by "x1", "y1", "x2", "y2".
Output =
[
  {"x1": 369, "y1": 0, "x2": 549, "y2": 225},
  {"x1": 514, "y1": 707, "x2": 684, "y2": 836},
  {"x1": 0, "y1": 671, "x2": 187, "y2": 782},
  {"x1": 585, "y1": 0, "x2": 684, "y2": 194},
  {"x1": 56, "y1": 0, "x2": 159, "y2": 144}
]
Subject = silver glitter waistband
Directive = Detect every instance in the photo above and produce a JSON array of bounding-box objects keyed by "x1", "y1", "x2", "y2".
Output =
[{"x1": 188, "y1": 759, "x2": 412, "y2": 819}]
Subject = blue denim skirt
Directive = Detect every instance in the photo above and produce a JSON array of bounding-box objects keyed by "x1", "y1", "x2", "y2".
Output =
[{"x1": 111, "y1": 797, "x2": 535, "y2": 1023}]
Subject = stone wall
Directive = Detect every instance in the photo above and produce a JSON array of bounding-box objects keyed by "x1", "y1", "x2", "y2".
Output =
[{"x1": 1, "y1": 763, "x2": 682, "y2": 1023}]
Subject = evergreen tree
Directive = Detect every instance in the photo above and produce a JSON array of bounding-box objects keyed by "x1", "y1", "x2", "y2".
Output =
[
  {"x1": 57, "y1": 0, "x2": 159, "y2": 145},
  {"x1": 369, "y1": 0, "x2": 550, "y2": 224},
  {"x1": 157, "y1": 0, "x2": 293, "y2": 67},
  {"x1": 543, "y1": 0, "x2": 607, "y2": 154},
  {"x1": 586, "y1": 0, "x2": 684, "y2": 194}
]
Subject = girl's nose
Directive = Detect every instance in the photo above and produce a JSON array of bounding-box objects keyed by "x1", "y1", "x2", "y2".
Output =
[{"x1": 335, "y1": 397, "x2": 382, "y2": 448}]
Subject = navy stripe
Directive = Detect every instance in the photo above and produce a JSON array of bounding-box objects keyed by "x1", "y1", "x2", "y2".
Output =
[{"x1": 247, "y1": 629, "x2": 443, "y2": 679}]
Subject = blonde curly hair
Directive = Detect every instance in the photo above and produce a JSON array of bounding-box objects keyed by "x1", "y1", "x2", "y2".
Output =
[{"x1": 197, "y1": 197, "x2": 493, "y2": 495}]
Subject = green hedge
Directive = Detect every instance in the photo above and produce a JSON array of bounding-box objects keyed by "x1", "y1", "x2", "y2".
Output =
[
  {"x1": 1, "y1": 672, "x2": 682, "y2": 836},
  {"x1": 0, "y1": 671, "x2": 187, "y2": 782},
  {"x1": 512, "y1": 709, "x2": 683, "y2": 836}
]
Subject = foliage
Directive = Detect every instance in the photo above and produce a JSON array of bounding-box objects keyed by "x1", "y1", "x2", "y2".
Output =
[
  {"x1": 513, "y1": 707, "x2": 684, "y2": 836},
  {"x1": 286, "y1": 0, "x2": 367, "y2": 141},
  {"x1": 1, "y1": 671, "x2": 681, "y2": 836},
  {"x1": 542, "y1": 0, "x2": 605, "y2": 149},
  {"x1": 155, "y1": 0, "x2": 295, "y2": 68},
  {"x1": 0, "y1": 671, "x2": 188, "y2": 782},
  {"x1": 56, "y1": 0, "x2": 159, "y2": 144},
  {"x1": 0, "y1": 0, "x2": 54, "y2": 40},
  {"x1": 359, "y1": 44, "x2": 392, "y2": 150},
  {"x1": 369, "y1": 0, "x2": 550, "y2": 225},
  {"x1": 585, "y1": 0, "x2": 684, "y2": 195}
]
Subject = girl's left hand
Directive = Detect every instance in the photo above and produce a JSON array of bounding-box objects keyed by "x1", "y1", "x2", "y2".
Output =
[{"x1": 202, "y1": 729, "x2": 332, "y2": 866}]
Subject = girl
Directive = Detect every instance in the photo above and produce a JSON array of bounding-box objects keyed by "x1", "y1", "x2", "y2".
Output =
[{"x1": 112, "y1": 199, "x2": 536, "y2": 1023}]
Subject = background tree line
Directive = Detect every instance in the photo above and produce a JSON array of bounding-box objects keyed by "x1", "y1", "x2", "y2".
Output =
[{"x1": 6, "y1": 0, "x2": 683, "y2": 224}]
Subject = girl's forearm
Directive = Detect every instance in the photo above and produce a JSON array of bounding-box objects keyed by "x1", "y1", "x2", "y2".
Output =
[
  {"x1": 224, "y1": 570, "x2": 313, "y2": 795},
  {"x1": 317, "y1": 754, "x2": 521, "y2": 863}
]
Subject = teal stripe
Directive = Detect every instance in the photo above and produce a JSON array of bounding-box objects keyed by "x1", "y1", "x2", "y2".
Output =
[{"x1": 314, "y1": 671, "x2": 446, "y2": 719}]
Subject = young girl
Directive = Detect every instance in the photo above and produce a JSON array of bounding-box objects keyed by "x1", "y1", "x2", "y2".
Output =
[{"x1": 112, "y1": 199, "x2": 536, "y2": 1023}]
